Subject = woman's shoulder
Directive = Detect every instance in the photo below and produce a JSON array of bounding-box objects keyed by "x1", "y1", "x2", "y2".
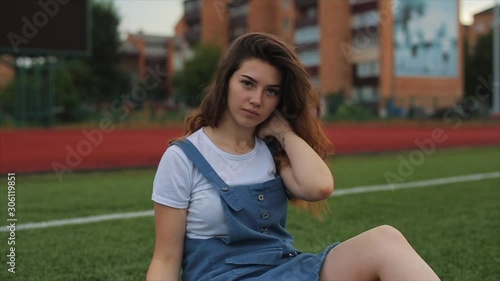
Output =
[
  {"x1": 166, "y1": 128, "x2": 204, "y2": 153},
  {"x1": 158, "y1": 144, "x2": 190, "y2": 168}
]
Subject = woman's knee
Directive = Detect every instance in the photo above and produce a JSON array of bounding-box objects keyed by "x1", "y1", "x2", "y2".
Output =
[{"x1": 366, "y1": 225, "x2": 408, "y2": 244}]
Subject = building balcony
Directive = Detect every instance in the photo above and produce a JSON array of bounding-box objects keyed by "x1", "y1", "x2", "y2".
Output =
[
  {"x1": 351, "y1": 0, "x2": 378, "y2": 13},
  {"x1": 296, "y1": 42, "x2": 319, "y2": 52},
  {"x1": 305, "y1": 66, "x2": 319, "y2": 76},
  {"x1": 230, "y1": 15, "x2": 247, "y2": 26},
  {"x1": 184, "y1": 0, "x2": 201, "y2": 12},
  {"x1": 185, "y1": 9, "x2": 201, "y2": 25},
  {"x1": 184, "y1": 29, "x2": 200, "y2": 46},
  {"x1": 227, "y1": 0, "x2": 248, "y2": 8},
  {"x1": 352, "y1": 25, "x2": 379, "y2": 34},
  {"x1": 349, "y1": 47, "x2": 380, "y2": 63},
  {"x1": 295, "y1": 0, "x2": 317, "y2": 9},
  {"x1": 352, "y1": 62, "x2": 380, "y2": 82},
  {"x1": 295, "y1": 16, "x2": 317, "y2": 28},
  {"x1": 294, "y1": 25, "x2": 320, "y2": 45},
  {"x1": 229, "y1": 25, "x2": 247, "y2": 41},
  {"x1": 352, "y1": 75, "x2": 379, "y2": 85}
]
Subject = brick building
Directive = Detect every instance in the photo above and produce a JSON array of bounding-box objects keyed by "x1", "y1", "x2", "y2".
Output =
[
  {"x1": 0, "y1": 55, "x2": 15, "y2": 90},
  {"x1": 119, "y1": 32, "x2": 173, "y2": 101},
  {"x1": 173, "y1": 0, "x2": 464, "y2": 115},
  {"x1": 464, "y1": 6, "x2": 496, "y2": 54}
]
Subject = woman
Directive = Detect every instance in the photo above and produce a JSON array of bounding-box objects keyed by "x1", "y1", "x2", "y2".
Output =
[{"x1": 146, "y1": 32, "x2": 440, "y2": 281}]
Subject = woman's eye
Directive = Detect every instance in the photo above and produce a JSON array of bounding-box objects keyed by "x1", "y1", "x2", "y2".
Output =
[
  {"x1": 267, "y1": 88, "x2": 279, "y2": 96},
  {"x1": 241, "y1": 80, "x2": 252, "y2": 88}
]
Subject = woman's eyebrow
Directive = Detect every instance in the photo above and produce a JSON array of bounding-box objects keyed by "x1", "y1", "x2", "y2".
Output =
[{"x1": 241, "y1": 75, "x2": 280, "y2": 88}]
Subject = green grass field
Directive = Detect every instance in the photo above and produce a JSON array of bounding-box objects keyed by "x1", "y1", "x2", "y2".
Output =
[{"x1": 1, "y1": 146, "x2": 499, "y2": 281}]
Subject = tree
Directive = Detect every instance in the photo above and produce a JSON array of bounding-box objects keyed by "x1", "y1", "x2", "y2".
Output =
[
  {"x1": 1, "y1": 1, "x2": 128, "y2": 126},
  {"x1": 465, "y1": 31, "x2": 493, "y2": 107},
  {"x1": 173, "y1": 45, "x2": 222, "y2": 107},
  {"x1": 0, "y1": 63, "x2": 86, "y2": 124},
  {"x1": 86, "y1": 0, "x2": 129, "y2": 103}
]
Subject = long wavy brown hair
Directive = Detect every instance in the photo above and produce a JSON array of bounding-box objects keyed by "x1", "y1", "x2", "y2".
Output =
[{"x1": 176, "y1": 32, "x2": 333, "y2": 219}]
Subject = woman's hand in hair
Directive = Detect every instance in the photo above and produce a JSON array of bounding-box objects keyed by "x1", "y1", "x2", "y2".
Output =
[
  {"x1": 258, "y1": 110, "x2": 293, "y2": 142},
  {"x1": 259, "y1": 110, "x2": 334, "y2": 201}
]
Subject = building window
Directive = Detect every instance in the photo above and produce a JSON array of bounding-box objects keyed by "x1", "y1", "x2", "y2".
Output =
[
  {"x1": 231, "y1": 26, "x2": 247, "y2": 38},
  {"x1": 295, "y1": 25, "x2": 320, "y2": 44},
  {"x1": 356, "y1": 61, "x2": 379, "y2": 78},
  {"x1": 306, "y1": 6, "x2": 317, "y2": 19},
  {"x1": 353, "y1": 86, "x2": 379, "y2": 102},
  {"x1": 174, "y1": 53, "x2": 184, "y2": 71},
  {"x1": 185, "y1": 48, "x2": 194, "y2": 60},
  {"x1": 190, "y1": 23, "x2": 200, "y2": 33},
  {"x1": 352, "y1": 10, "x2": 379, "y2": 29},
  {"x1": 229, "y1": 2, "x2": 249, "y2": 18},
  {"x1": 298, "y1": 49, "x2": 320, "y2": 67},
  {"x1": 185, "y1": 0, "x2": 201, "y2": 13},
  {"x1": 352, "y1": 32, "x2": 379, "y2": 49}
]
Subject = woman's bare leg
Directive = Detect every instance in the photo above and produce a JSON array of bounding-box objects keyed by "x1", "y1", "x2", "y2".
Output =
[{"x1": 319, "y1": 225, "x2": 440, "y2": 281}]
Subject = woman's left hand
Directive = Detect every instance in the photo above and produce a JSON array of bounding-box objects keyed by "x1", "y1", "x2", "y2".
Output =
[{"x1": 258, "y1": 110, "x2": 293, "y2": 139}]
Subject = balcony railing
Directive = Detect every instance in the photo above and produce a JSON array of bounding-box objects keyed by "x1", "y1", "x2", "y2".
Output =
[
  {"x1": 351, "y1": 0, "x2": 378, "y2": 13},
  {"x1": 296, "y1": 42, "x2": 319, "y2": 52},
  {"x1": 229, "y1": 15, "x2": 247, "y2": 26},
  {"x1": 305, "y1": 66, "x2": 319, "y2": 76},
  {"x1": 295, "y1": 0, "x2": 317, "y2": 9},
  {"x1": 295, "y1": 16, "x2": 317, "y2": 28},
  {"x1": 185, "y1": 9, "x2": 201, "y2": 25}
]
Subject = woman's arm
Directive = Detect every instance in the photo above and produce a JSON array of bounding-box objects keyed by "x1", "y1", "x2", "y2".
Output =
[
  {"x1": 146, "y1": 202, "x2": 187, "y2": 281},
  {"x1": 259, "y1": 111, "x2": 334, "y2": 201}
]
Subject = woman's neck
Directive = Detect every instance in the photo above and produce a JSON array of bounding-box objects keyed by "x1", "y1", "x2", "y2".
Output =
[{"x1": 205, "y1": 118, "x2": 255, "y2": 154}]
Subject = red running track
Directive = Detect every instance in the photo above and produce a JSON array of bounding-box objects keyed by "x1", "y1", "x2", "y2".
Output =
[{"x1": 0, "y1": 125, "x2": 499, "y2": 174}]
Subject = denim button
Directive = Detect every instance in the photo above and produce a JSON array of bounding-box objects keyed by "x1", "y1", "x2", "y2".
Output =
[
  {"x1": 258, "y1": 194, "x2": 265, "y2": 201},
  {"x1": 221, "y1": 186, "x2": 229, "y2": 192},
  {"x1": 262, "y1": 212, "x2": 269, "y2": 219},
  {"x1": 261, "y1": 228, "x2": 268, "y2": 234}
]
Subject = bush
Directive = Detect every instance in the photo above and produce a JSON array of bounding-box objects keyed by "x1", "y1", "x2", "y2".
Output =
[
  {"x1": 333, "y1": 103, "x2": 377, "y2": 121},
  {"x1": 324, "y1": 91, "x2": 345, "y2": 116},
  {"x1": 430, "y1": 99, "x2": 488, "y2": 120},
  {"x1": 0, "y1": 82, "x2": 15, "y2": 114},
  {"x1": 407, "y1": 106, "x2": 427, "y2": 120}
]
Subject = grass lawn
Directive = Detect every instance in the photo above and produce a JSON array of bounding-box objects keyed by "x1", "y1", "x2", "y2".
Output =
[{"x1": 0, "y1": 146, "x2": 499, "y2": 281}]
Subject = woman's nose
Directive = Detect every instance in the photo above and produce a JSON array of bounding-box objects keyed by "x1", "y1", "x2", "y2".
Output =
[{"x1": 249, "y1": 93, "x2": 262, "y2": 107}]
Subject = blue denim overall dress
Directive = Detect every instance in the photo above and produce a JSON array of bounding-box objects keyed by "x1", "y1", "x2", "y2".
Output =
[{"x1": 174, "y1": 140, "x2": 340, "y2": 281}]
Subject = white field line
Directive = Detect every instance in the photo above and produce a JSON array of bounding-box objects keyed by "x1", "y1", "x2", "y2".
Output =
[
  {"x1": 1, "y1": 172, "x2": 499, "y2": 232},
  {"x1": 332, "y1": 172, "x2": 500, "y2": 196},
  {"x1": 0, "y1": 210, "x2": 153, "y2": 232}
]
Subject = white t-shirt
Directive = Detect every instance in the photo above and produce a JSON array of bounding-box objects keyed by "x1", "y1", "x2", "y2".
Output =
[{"x1": 152, "y1": 127, "x2": 277, "y2": 239}]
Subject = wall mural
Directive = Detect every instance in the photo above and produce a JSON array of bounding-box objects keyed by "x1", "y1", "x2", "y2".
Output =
[{"x1": 393, "y1": 0, "x2": 458, "y2": 77}]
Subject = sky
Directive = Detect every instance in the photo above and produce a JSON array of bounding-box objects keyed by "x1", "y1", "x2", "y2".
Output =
[{"x1": 113, "y1": 0, "x2": 499, "y2": 37}]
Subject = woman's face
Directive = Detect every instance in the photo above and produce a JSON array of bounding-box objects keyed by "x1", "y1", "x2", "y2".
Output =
[{"x1": 224, "y1": 58, "x2": 282, "y2": 129}]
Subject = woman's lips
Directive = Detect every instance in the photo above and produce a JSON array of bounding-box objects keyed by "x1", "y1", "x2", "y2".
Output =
[{"x1": 242, "y1": 109, "x2": 259, "y2": 117}]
